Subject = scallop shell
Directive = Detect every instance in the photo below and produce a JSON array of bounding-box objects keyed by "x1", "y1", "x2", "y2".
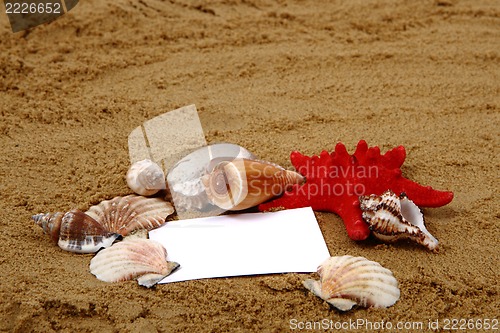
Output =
[
  {"x1": 85, "y1": 195, "x2": 174, "y2": 236},
  {"x1": 32, "y1": 211, "x2": 121, "y2": 253},
  {"x1": 32, "y1": 195, "x2": 174, "y2": 253},
  {"x1": 126, "y1": 159, "x2": 166, "y2": 196},
  {"x1": 89, "y1": 237, "x2": 179, "y2": 288},
  {"x1": 303, "y1": 255, "x2": 400, "y2": 311},
  {"x1": 167, "y1": 143, "x2": 257, "y2": 215},
  {"x1": 359, "y1": 190, "x2": 439, "y2": 251},
  {"x1": 202, "y1": 158, "x2": 305, "y2": 211}
]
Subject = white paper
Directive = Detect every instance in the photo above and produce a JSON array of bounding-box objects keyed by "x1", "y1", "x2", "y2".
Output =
[{"x1": 149, "y1": 207, "x2": 330, "y2": 283}]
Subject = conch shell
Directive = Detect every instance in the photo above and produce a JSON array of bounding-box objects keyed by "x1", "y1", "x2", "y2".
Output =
[
  {"x1": 90, "y1": 237, "x2": 179, "y2": 288},
  {"x1": 359, "y1": 190, "x2": 439, "y2": 251},
  {"x1": 32, "y1": 210, "x2": 121, "y2": 253},
  {"x1": 202, "y1": 158, "x2": 305, "y2": 211},
  {"x1": 32, "y1": 195, "x2": 174, "y2": 253},
  {"x1": 126, "y1": 159, "x2": 166, "y2": 196},
  {"x1": 303, "y1": 255, "x2": 400, "y2": 311}
]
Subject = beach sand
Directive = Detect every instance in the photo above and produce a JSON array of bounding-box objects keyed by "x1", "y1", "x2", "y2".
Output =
[{"x1": 0, "y1": 0, "x2": 498, "y2": 332}]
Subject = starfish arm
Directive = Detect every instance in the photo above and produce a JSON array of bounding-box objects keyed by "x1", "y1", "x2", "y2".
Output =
[
  {"x1": 382, "y1": 145, "x2": 406, "y2": 169},
  {"x1": 354, "y1": 140, "x2": 368, "y2": 156},
  {"x1": 333, "y1": 197, "x2": 371, "y2": 241},
  {"x1": 394, "y1": 178, "x2": 454, "y2": 208},
  {"x1": 290, "y1": 151, "x2": 310, "y2": 175}
]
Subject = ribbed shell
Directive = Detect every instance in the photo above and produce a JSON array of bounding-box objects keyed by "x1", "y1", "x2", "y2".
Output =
[
  {"x1": 89, "y1": 238, "x2": 179, "y2": 288},
  {"x1": 359, "y1": 190, "x2": 438, "y2": 251},
  {"x1": 85, "y1": 195, "x2": 174, "y2": 236},
  {"x1": 303, "y1": 255, "x2": 400, "y2": 311},
  {"x1": 203, "y1": 158, "x2": 305, "y2": 211}
]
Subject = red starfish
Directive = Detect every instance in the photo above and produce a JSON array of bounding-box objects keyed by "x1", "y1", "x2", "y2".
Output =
[{"x1": 259, "y1": 140, "x2": 454, "y2": 241}]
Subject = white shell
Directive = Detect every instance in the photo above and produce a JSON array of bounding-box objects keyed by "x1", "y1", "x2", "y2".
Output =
[
  {"x1": 359, "y1": 190, "x2": 439, "y2": 251},
  {"x1": 85, "y1": 195, "x2": 174, "y2": 236},
  {"x1": 303, "y1": 255, "x2": 400, "y2": 311},
  {"x1": 126, "y1": 159, "x2": 166, "y2": 196},
  {"x1": 89, "y1": 238, "x2": 179, "y2": 288}
]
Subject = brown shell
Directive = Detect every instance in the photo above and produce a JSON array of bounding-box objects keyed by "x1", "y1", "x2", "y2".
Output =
[
  {"x1": 32, "y1": 211, "x2": 121, "y2": 253},
  {"x1": 202, "y1": 158, "x2": 305, "y2": 210},
  {"x1": 359, "y1": 190, "x2": 439, "y2": 251}
]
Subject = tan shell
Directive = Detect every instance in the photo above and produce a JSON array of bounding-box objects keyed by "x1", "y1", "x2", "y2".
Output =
[
  {"x1": 89, "y1": 237, "x2": 179, "y2": 288},
  {"x1": 85, "y1": 195, "x2": 174, "y2": 236},
  {"x1": 202, "y1": 158, "x2": 305, "y2": 210},
  {"x1": 167, "y1": 143, "x2": 258, "y2": 214},
  {"x1": 32, "y1": 211, "x2": 121, "y2": 253},
  {"x1": 126, "y1": 159, "x2": 166, "y2": 196},
  {"x1": 359, "y1": 190, "x2": 439, "y2": 251},
  {"x1": 32, "y1": 195, "x2": 174, "y2": 253},
  {"x1": 303, "y1": 255, "x2": 400, "y2": 311}
]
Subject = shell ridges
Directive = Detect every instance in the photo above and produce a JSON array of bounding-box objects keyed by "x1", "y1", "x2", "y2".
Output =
[
  {"x1": 85, "y1": 195, "x2": 174, "y2": 236},
  {"x1": 90, "y1": 238, "x2": 179, "y2": 288},
  {"x1": 304, "y1": 255, "x2": 400, "y2": 311}
]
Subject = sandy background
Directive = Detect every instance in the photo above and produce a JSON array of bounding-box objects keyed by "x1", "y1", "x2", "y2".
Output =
[{"x1": 0, "y1": 0, "x2": 499, "y2": 332}]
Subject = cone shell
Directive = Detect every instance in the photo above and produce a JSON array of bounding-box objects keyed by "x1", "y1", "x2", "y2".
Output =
[
  {"x1": 126, "y1": 159, "x2": 166, "y2": 196},
  {"x1": 202, "y1": 158, "x2": 305, "y2": 211},
  {"x1": 303, "y1": 255, "x2": 400, "y2": 311},
  {"x1": 359, "y1": 190, "x2": 439, "y2": 251},
  {"x1": 32, "y1": 211, "x2": 121, "y2": 253},
  {"x1": 167, "y1": 143, "x2": 258, "y2": 214},
  {"x1": 85, "y1": 195, "x2": 174, "y2": 236},
  {"x1": 89, "y1": 238, "x2": 179, "y2": 288}
]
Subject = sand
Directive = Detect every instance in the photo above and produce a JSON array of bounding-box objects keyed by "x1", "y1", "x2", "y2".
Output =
[{"x1": 0, "y1": 0, "x2": 498, "y2": 332}]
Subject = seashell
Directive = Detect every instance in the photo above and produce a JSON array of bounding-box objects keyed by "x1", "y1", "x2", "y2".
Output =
[
  {"x1": 89, "y1": 237, "x2": 179, "y2": 288},
  {"x1": 303, "y1": 255, "x2": 400, "y2": 311},
  {"x1": 359, "y1": 190, "x2": 439, "y2": 251},
  {"x1": 85, "y1": 195, "x2": 174, "y2": 236},
  {"x1": 167, "y1": 143, "x2": 257, "y2": 215},
  {"x1": 202, "y1": 158, "x2": 306, "y2": 211},
  {"x1": 32, "y1": 211, "x2": 121, "y2": 253},
  {"x1": 32, "y1": 195, "x2": 174, "y2": 253},
  {"x1": 126, "y1": 159, "x2": 166, "y2": 196}
]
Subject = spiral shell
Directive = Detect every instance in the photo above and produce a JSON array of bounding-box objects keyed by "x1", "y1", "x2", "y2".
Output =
[
  {"x1": 90, "y1": 237, "x2": 179, "y2": 288},
  {"x1": 202, "y1": 158, "x2": 305, "y2": 211},
  {"x1": 303, "y1": 255, "x2": 400, "y2": 311},
  {"x1": 32, "y1": 211, "x2": 121, "y2": 253},
  {"x1": 32, "y1": 195, "x2": 174, "y2": 253},
  {"x1": 359, "y1": 190, "x2": 438, "y2": 251},
  {"x1": 126, "y1": 159, "x2": 166, "y2": 196}
]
